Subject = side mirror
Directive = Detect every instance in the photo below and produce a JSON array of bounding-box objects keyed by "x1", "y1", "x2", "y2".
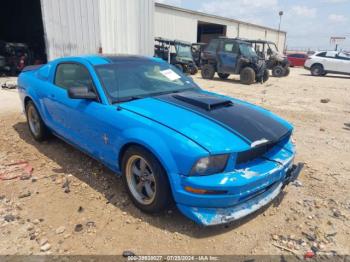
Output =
[{"x1": 67, "y1": 86, "x2": 97, "y2": 100}]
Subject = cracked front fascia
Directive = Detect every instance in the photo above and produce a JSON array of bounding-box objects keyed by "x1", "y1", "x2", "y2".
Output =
[{"x1": 189, "y1": 183, "x2": 283, "y2": 226}]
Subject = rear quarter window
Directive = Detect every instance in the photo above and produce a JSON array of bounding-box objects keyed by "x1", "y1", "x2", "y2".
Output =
[{"x1": 316, "y1": 52, "x2": 327, "y2": 57}]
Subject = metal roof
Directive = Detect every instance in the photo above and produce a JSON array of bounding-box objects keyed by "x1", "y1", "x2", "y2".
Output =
[{"x1": 155, "y1": 3, "x2": 286, "y2": 35}]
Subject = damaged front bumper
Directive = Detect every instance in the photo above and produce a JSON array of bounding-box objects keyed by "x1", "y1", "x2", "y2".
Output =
[{"x1": 177, "y1": 163, "x2": 302, "y2": 226}]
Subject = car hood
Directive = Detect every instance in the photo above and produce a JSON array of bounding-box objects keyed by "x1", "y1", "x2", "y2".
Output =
[{"x1": 120, "y1": 90, "x2": 292, "y2": 154}]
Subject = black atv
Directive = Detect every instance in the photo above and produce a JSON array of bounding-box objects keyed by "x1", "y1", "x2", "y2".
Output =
[
  {"x1": 247, "y1": 40, "x2": 290, "y2": 77},
  {"x1": 0, "y1": 40, "x2": 33, "y2": 76},
  {"x1": 200, "y1": 38, "x2": 269, "y2": 85},
  {"x1": 154, "y1": 37, "x2": 198, "y2": 75}
]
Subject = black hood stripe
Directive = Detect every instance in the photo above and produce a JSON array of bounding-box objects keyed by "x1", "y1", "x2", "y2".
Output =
[
  {"x1": 156, "y1": 91, "x2": 291, "y2": 145},
  {"x1": 155, "y1": 96, "x2": 252, "y2": 144}
]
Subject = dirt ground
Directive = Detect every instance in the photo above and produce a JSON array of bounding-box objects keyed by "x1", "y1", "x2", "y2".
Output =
[{"x1": 0, "y1": 68, "x2": 349, "y2": 256}]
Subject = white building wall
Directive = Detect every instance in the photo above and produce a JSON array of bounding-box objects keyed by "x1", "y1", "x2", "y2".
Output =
[
  {"x1": 40, "y1": 0, "x2": 101, "y2": 60},
  {"x1": 155, "y1": 4, "x2": 286, "y2": 51},
  {"x1": 155, "y1": 5, "x2": 197, "y2": 43},
  {"x1": 99, "y1": 0, "x2": 154, "y2": 56},
  {"x1": 239, "y1": 24, "x2": 266, "y2": 40},
  {"x1": 226, "y1": 25, "x2": 238, "y2": 38},
  {"x1": 41, "y1": 0, "x2": 154, "y2": 60}
]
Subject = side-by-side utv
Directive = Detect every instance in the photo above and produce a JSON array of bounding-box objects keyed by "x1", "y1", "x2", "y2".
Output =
[
  {"x1": 200, "y1": 38, "x2": 269, "y2": 85},
  {"x1": 154, "y1": 37, "x2": 198, "y2": 75},
  {"x1": 247, "y1": 40, "x2": 290, "y2": 77}
]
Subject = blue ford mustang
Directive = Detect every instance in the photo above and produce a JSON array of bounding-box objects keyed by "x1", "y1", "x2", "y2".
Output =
[{"x1": 18, "y1": 55, "x2": 299, "y2": 226}]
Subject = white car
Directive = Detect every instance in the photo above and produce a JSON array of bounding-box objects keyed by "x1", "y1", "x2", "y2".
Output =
[{"x1": 304, "y1": 51, "x2": 350, "y2": 76}]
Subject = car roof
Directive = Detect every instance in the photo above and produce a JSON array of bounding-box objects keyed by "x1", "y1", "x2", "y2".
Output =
[{"x1": 52, "y1": 55, "x2": 161, "y2": 66}]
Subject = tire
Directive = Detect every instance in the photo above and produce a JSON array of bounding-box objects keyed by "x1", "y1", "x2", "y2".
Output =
[
  {"x1": 321, "y1": 72, "x2": 327, "y2": 76},
  {"x1": 122, "y1": 146, "x2": 171, "y2": 213},
  {"x1": 218, "y1": 73, "x2": 230, "y2": 79},
  {"x1": 201, "y1": 64, "x2": 215, "y2": 79},
  {"x1": 240, "y1": 67, "x2": 255, "y2": 85},
  {"x1": 263, "y1": 69, "x2": 269, "y2": 82},
  {"x1": 284, "y1": 67, "x2": 290, "y2": 76},
  {"x1": 25, "y1": 101, "x2": 50, "y2": 141},
  {"x1": 310, "y1": 64, "x2": 324, "y2": 76},
  {"x1": 190, "y1": 66, "x2": 198, "y2": 75},
  {"x1": 272, "y1": 65, "x2": 285, "y2": 77}
]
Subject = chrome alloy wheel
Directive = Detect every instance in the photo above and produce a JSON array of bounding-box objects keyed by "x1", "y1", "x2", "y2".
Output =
[
  {"x1": 125, "y1": 155, "x2": 156, "y2": 205},
  {"x1": 28, "y1": 105, "x2": 40, "y2": 137}
]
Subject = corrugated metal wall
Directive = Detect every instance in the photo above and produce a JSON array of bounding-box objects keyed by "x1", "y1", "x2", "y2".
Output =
[
  {"x1": 154, "y1": 5, "x2": 197, "y2": 43},
  {"x1": 41, "y1": 0, "x2": 154, "y2": 60},
  {"x1": 155, "y1": 5, "x2": 286, "y2": 51},
  {"x1": 40, "y1": 1, "x2": 285, "y2": 60},
  {"x1": 99, "y1": 0, "x2": 154, "y2": 56},
  {"x1": 40, "y1": 0, "x2": 101, "y2": 60}
]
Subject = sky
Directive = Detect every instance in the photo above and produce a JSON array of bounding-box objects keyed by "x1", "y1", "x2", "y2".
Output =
[{"x1": 156, "y1": 0, "x2": 350, "y2": 51}]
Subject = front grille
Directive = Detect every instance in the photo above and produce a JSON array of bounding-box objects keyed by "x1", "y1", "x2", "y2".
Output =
[{"x1": 235, "y1": 132, "x2": 291, "y2": 166}]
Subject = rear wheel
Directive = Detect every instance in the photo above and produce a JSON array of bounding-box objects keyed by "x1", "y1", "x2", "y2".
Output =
[
  {"x1": 201, "y1": 64, "x2": 215, "y2": 79},
  {"x1": 122, "y1": 146, "x2": 171, "y2": 213},
  {"x1": 218, "y1": 73, "x2": 230, "y2": 79},
  {"x1": 25, "y1": 101, "x2": 50, "y2": 141},
  {"x1": 272, "y1": 65, "x2": 285, "y2": 77},
  {"x1": 190, "y1": 65, "x2": 198, "y2": 75},
  {"x1": 310, "y1": 64, "x2": 324, "y2": 76},
  {"x1": 240, "y1": 67, "x2": 255, "y2": 85}
]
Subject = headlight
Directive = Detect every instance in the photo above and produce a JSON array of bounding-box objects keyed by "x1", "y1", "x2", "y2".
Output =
[{"x1": 190, "y1": 154, "x2": 229, "y2": 176}]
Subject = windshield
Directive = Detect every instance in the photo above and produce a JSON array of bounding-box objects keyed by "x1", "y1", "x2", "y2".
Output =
[
  {"x1": 239, "y1": 43, "x2": 257, "y2": 58},
  {"x1": 175, "y1": 43, "x2": 193, "y2": 59},
  {"x1": 95, "y1": 60, "x2": 198, "y2": 103}
]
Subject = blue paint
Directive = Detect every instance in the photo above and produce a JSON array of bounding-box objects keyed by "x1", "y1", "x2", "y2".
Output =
[{"x1": 18, "y1": 55, "x2": 297, "y2": 226}]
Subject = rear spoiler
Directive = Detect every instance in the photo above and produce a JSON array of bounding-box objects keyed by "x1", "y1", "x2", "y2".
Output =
[{"x1": 22, "y1": 64, "x2": 44, "y2": 72}]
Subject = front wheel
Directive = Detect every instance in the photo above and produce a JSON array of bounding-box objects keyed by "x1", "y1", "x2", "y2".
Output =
[
  {"x1": 240, "y1": 67, "x2": 255, "y2": 85},
  {"x1": 272, "y1": 65, "x2": 285, "y2": 77},
  {"x1": 122, "y1": 146, "x2": 171, "y2": 213},
  {"x1": 25, "y1": 101, "x2": 50, "y2": 141},
  {"x1": 218, "y1": 73, "x2": 230, "y2": 79},
  {"x1": 310, "y1": 64, "x2": 324, "y2": 76},
  {"x1": 201, "y1": 64, "x2": 215, "y2": 79}
]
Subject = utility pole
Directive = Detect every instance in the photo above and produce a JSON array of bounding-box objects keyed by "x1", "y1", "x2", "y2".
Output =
[{"x1": 277, "y1": 11, "x2": 284, "y2": 49}]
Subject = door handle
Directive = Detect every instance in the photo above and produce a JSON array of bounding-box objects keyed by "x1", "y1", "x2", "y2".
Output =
[{"x1": 50, "y1": 94, "x2": 55, "y2": 98}]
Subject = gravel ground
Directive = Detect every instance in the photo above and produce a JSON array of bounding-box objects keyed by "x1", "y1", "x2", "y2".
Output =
[{"x1": 0, "y1": 68, "x2": 349, "y2": 256}]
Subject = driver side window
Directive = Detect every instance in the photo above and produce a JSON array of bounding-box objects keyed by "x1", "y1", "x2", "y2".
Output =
[{"x1": 55, "y1": 63, "x2": 95, "y2": 91}]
